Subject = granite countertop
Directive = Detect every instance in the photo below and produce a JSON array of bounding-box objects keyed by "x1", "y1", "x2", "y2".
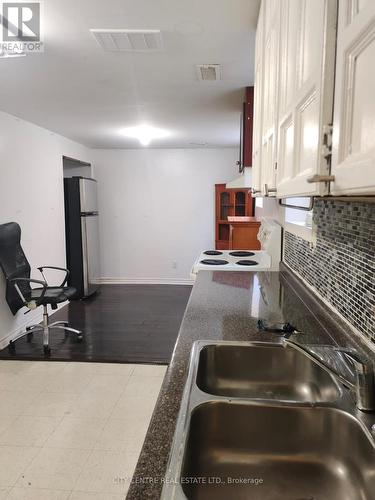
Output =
[{"x1": 126, "y1": 265, "x2": 374, "y2": 499}]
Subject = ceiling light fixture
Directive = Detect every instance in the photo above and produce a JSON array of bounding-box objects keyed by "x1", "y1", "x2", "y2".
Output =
[{"x1": 121, "y1": 124, "x2": 170, "y2": 146}]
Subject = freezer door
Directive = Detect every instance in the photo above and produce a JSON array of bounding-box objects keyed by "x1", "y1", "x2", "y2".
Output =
[
  {"x1": 81, "y1": 214, "x2": 100, "y2": 296},
  {"x1": 79, "y1": 178, "x2": 98, "y2": 214}
]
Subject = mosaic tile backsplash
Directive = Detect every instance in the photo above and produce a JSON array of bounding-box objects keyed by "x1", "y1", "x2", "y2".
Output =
[{"x1": 284, "y1": 199, "x2": 375, "y2": 342}]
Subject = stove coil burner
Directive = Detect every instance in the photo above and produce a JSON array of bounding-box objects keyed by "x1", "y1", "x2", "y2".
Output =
[
  {"x1": 203, "y1": 250, "x2": 223, "y2": 256},
  {"x1": 229, "y1": 251, "x2": 255, "y2": 257},
  {"x1": 235, "y1": 260, "x2": 258, "y2": 266},
  {"x1": 200, "y1": 259, "x2": 229, "y2": 266}
]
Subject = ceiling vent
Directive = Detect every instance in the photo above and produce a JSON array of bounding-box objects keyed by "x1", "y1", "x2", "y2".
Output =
[
  {"x1": 90, "y1": 29, "x2": 163, "y2": 52},
  {"x1": 196, "y1": 64, "x2": 221, "y2": 81}
]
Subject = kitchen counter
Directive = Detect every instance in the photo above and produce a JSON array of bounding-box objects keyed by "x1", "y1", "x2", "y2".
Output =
[{"x1": 126, "y1": 264, "x2": 374, "y2": 499}]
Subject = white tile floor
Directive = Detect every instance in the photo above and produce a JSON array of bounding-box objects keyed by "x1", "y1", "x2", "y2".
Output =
[{"x1": 0, "y1": 361, "x2": 166, "y2": 499}]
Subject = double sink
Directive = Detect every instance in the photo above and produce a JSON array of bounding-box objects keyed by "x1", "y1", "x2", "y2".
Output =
[{"x1": 161, "y1": 341, "x2": 375, "y2": 500}]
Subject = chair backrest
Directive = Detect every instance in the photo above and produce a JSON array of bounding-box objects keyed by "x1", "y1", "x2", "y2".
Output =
[{"x1": 0, "y1": 222, "x2": 31, "y2": 315}]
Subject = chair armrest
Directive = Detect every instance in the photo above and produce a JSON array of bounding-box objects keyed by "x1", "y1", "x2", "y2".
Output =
[
  {"x1": 37, "y1": 266, "x2": 70, "y2": 287},
  {"x1": 9, "y1": 277, "x2": 48, "y2": 304}
]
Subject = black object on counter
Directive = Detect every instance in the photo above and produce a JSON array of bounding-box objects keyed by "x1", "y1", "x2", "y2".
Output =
[{"x1": 258, "y1": 319, "x2": 297, "y2": 337}]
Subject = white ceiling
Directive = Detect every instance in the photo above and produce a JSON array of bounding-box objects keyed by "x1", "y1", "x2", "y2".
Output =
[{"x1": 0, "y1": 0, "x2": 260, "y2": 149}]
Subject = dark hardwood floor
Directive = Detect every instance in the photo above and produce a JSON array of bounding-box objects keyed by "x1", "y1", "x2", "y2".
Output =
[{"x1": 0, "y1": 285, "x2": 192, "y2": 364}]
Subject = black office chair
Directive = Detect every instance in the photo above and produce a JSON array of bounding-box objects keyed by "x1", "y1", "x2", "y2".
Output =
[{"x1": 0, "y1": 222, "x2": 82, "y2": 355}]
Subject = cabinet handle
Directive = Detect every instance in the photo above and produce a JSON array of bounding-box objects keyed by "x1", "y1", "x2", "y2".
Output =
[
  {"x1": 252, "y1": 189, "x2": 261, "y2": 195},
  {"x1": 307, "y1": 174, "x2": 335, "y2": 183},
  {"x1": 264, "y1": 184, "x2": 277, "y2": 196}
]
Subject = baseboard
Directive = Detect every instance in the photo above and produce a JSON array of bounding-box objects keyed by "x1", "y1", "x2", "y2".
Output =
[
  {"x1": 98, "y1": 277, "x2": 194, "y2": 286},
  {"x1": 0, "y1": 302, "x2": 68, "y2": 351}
]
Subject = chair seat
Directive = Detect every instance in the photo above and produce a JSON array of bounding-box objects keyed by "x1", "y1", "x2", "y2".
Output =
[{"x1": 28, "y1": 286, "x2": 77, "y2": 305}]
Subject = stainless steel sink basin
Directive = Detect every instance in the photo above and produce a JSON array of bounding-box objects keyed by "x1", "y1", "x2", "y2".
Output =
[
  {"x1": 181, "y1": 401, "x2": 375, "y2": 500},
  {"x1": 196, "y1": 343, "x2": 341, "y2": 402},
  {"x1": 161, "y1": 341, "x2": 375, "y2": 500}
]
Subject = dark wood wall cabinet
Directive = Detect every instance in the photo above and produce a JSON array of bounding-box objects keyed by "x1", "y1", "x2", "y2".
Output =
[
  {"x1": 215, "y1": 184, "x2": 260, "y2": 250},
  {"x1": 242, "y1": 86, "x2": 254, "y2": 169}
]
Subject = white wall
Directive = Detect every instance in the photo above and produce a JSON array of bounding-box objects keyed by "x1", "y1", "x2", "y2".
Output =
[
  {"x1": 0, "y1": 111, "x2": 91, "y2": 347},
  {"x1": 63, "y1": 157, "x2": 93, "y2": 178},
  {"x1": 63, "y1": 164, "x2": 92, "y2": 178},
  {"x1": 92, "y1": 148, "x2": 238, "y2": 283}
]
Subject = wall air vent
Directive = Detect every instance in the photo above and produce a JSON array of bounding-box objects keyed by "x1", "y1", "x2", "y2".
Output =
[
  {"x1": 90, "y1": 29, "x2": 163, "y2": 52},
  {"x1": 196, "y1": 64, "x2": 221, "y2": 81}
]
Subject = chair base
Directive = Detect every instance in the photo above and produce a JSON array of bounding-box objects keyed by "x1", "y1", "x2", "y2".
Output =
[{"x1": 9, "y1": 305, "x2": 83, "y2": 355}]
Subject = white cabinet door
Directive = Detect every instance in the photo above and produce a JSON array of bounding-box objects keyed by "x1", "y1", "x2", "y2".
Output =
[
  {"x1": 276, "y1": 0, "x2": 337, "y2": 197},
  {"x1": 252, "y1": 1, "x2": 265, "y2": 197},
  {"x1": 260, "y1": 0, "x2": 280, "y2": 196},
  {"x1": 331, "y1": 0, "x2": 375, "y2": 195}
]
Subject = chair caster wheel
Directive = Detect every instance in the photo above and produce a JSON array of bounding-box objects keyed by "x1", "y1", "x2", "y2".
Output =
[
  {"x1": 76, "y1": 334, "x2": 83, "y2": 343},
  {"x1": 43, "y1": 345, "x2": 51, "y2": 355},
  {"x1": 27, "y1": 331, "x2": 33, "y2": 342},
  {"x1": 8, "y1": 341, "x2": 16, "y2": 353}
]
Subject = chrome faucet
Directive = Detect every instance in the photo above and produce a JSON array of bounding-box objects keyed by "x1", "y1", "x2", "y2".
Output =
[
  {"x1": 282, "y1": 339, "x2": 375, "y2": 412},
  {"x1": 336, "y1": 349, "x2": 375, "y2": 412}
]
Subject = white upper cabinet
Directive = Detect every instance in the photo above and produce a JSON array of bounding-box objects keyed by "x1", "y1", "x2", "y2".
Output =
[
  {"x1": 252, "y1": 1, "x2": 265, "y2": 197},
  {"x1": 276, "y1": 0, "x2": 337, "y2": 197},
  {"x1": 331, "y1": 0, "x2": 375, "y2": 195},
  {"x1": 252, "y1": 0, "x2": 280, "y2": 197},
  {"x1": 253, "y1": 0, "x2": 375, "y2": 197},
  {"x1": 260, "y1": 0, "x2": 280, "y2": 197}
]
